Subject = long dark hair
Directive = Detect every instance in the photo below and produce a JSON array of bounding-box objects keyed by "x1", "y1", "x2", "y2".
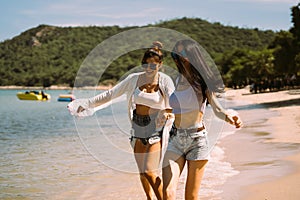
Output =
[{"x1": 171, "y1": 39, "x2": 224, "y2": 101}]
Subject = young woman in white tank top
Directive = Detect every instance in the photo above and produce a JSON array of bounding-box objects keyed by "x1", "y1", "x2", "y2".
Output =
[{"x1": 163, "y1": 39, "x2": 242, "y2": 200}]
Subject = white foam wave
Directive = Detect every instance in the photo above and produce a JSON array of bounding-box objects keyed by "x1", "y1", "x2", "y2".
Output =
[{"x1": 200, "y1": 145, "x2": 240, "y2": 199}]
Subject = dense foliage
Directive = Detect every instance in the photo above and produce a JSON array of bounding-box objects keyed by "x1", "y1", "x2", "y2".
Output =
[
  {"x1": 0, "y1": 10, "x2": 299, "y2": 88},
  {"x1": 218, "y1": 4, "x2": 300, "y2": 89}
]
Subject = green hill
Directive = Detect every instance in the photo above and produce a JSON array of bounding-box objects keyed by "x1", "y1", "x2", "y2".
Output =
[{"x1": 0, "y1": 17, "x2": 276, "y2": 87}]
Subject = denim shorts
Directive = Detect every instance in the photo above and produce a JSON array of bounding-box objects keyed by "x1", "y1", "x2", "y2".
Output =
[
  {"x1": 130, "y1": 111, "x2": 161, "y2": 147},
  {"x1": 167, "y1": 129, "x2": 210, "y2": 160},
  {"x1": 132, "y1": 111, "x2": 158, "y2": 139}
]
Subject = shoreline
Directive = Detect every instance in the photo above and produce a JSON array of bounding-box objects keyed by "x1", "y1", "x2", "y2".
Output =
[
  {"x1": 0, "y1": 85, "x2": 113, "y2": 90},
  {"x1": 219, "y1": 87, "x2": 300, "y2": 199}
]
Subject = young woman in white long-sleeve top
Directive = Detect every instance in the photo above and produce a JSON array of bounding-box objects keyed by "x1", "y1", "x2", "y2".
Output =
[{"x1": 69, "y1": 41, "x2": 174, "y2": 200}]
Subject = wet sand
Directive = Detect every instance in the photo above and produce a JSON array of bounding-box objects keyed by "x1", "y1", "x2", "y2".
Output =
[{"x1": 219, "y1": 87, "x2": 300, "y2": 199}]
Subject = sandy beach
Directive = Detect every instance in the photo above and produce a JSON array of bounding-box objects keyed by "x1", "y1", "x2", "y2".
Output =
[{"x1": 219, "y1": 87, "x2": 300, "y2": 200}]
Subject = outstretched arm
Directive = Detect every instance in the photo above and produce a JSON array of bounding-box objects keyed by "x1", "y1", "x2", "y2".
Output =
[
  {"x1": 206, "y1": 90, "x2": 242, "y2": 128},
  {"x1": 70, "y1": 74, "x2": 136, "y2": 115},
  {"x1": 87, "y1": 74, "x2": 135, "y2": 108}
]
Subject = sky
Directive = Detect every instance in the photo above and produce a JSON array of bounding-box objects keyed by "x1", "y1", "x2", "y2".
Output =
[{"x1": 0, "y1": 0, "x2": 298, "y2": 42}]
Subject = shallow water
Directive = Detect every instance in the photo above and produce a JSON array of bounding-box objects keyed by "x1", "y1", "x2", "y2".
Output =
[{"x1": 0, "y1": 90, "x2": 240, "y2": 199}]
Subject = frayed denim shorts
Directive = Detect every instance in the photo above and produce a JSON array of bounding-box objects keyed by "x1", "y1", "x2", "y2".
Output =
[
  {"x1": 167, "y1": 128, "x2": 210, "y2": 160},
  {"x1": 131, "y1": 110, "x2": 158, "y2": 139},
  {"x1": 130, "y1": 110, "x2": 161, "y2": 147}
]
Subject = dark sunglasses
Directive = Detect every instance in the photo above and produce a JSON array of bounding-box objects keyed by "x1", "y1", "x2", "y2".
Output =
[
  {"x1": 171, "y1": 49, "x2": 188, "y2": 60},
  {"x1": 141, "y1": 62, "x2": 159, "y2": 70}
]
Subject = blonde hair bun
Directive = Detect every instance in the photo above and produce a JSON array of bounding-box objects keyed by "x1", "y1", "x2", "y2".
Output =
[{"x1": 151, "y1": 41, "x2": 163, "y2": 49}]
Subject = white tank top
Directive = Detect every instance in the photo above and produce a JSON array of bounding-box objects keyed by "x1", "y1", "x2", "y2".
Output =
[{"x1": 133, "y1": 87, "x2": 164, "y2": 109}]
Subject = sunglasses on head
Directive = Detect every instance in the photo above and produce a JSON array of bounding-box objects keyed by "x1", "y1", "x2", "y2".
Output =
[
  {"x1": 145, "y1": 49, "x2": 163, "y2": 61},
  {"x1": 171, "y1": 49, "x2": 188, "y2": 60},
  {"x1": 141, "y1": 62, "x2": 159, "y2": 70}
]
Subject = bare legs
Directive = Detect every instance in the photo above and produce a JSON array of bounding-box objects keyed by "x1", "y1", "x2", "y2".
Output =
[
  {"x1": 162, "y1": 151, "x2": 208, "y2": 200},
  {"x1": 185, "y1": 160, "x2": 208, "y2": 200},
  {"x1": 134, "y1": 139, "x2": 163, "y2": 200},
  {"x1": 162, "y1": 152, "x2": 185, "y2": 200}
]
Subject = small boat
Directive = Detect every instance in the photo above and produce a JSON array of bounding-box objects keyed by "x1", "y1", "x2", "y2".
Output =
[
  {"x1": 57, "y1": 94, "x2": 75, "y2": 102},
  {"x1": 17, "y1": 91, "x2": 51, "y2": 101}
]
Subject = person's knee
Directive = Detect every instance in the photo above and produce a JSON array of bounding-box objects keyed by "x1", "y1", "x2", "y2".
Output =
[
  {"x1": 142, "y1": 170, "x2": 156, "y2": 179},
  {"x1": 139, "y1": 173, "x2": 148, "y2": 180},
  {"x1": 185, "y1": 193, "x2": 198, "y2": 200}
]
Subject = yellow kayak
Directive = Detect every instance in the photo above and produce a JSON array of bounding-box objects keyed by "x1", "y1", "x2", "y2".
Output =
[{"x1": 17, "y1": 91, "x2": 51, "y2": 101}]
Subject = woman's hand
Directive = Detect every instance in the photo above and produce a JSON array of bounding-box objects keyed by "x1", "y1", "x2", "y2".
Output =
[
  {"x1": 226, "y1": 114, "x2": 242, "y2": 128},
  {"x1": 165, "y1": 112, "x2": 174, "y2": 120},
  {"x1": 77, "y1": 105, "x2": 85, "y2": 113},
  {"x1": 67, "y1": 99, "x2": 94, "y2": 117},
  {"x1": 156, "y1": 111, "x2": 174, "y2": 129},
  {"x1": 225, "y1": 109, "x2": 242, "y2": 128}
]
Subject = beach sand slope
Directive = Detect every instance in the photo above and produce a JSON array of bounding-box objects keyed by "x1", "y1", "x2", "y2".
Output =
[{"x1": 221, "y1": 88, "x2": 300, "y2": 200}]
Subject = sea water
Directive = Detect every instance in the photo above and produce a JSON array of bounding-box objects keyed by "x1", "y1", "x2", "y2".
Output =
[{"x1": 0, "y1": 90, "x2": 239, "y2": 199}]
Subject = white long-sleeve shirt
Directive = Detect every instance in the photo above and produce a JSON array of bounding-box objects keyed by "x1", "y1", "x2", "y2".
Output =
[{"x1": 78, "y1": 72, "x2": 175, "y2": 121}]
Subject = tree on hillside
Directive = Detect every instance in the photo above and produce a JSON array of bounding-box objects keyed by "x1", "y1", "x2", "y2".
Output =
[
  {"x1": 220, "y1": 49, "x2": 274, "y2": 88},
  {"x1": 290, "y1": 3, "x2": 300, "y2": 41},
  {"x1": 0, "y1": 18, "x2": 276, "y2": 87},
  {"x1": 290, "y1": 3, "x2": 300, "y2": 75},
  {"x1": 270, "y1": 31, "x2": 295, "y2": 75},
  {"x1": 271, "y1": 3, "x2": 300, "y2": 77}
]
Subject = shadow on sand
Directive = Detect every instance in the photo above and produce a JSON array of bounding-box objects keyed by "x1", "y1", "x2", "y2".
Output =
[{"x1": 229, "y1": 97, "x2": 300, "y2": 111}]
